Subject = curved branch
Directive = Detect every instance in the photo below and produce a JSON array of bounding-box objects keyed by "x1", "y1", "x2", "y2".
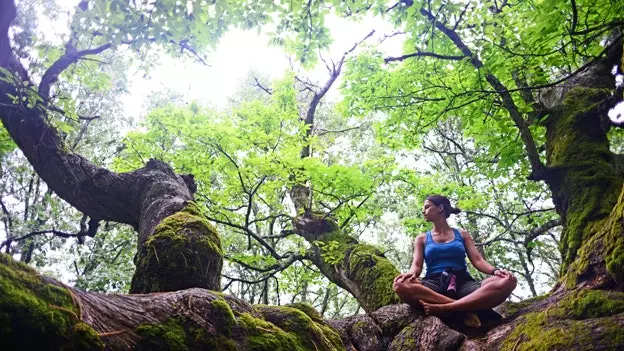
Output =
[{"x1": 38, "y1": 43, "x2": 112, "y2": 100}]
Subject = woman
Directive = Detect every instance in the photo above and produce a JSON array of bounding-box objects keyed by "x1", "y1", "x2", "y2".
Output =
[{"x1": 392, "y1": 195, "x2": 517, "y2": 327}]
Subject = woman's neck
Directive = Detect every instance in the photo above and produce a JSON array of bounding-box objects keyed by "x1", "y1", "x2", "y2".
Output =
[{"x1": 431, "y1": 219, "x2": 451, "y2": 234}]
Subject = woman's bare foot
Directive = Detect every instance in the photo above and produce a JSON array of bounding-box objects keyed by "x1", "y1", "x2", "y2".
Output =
[
  {"x1": 421, "y1": 301, "x2": 449, "y2": 316},
  {"x1": 463, "y1": 312, "x2": 481, "y2": 327}
]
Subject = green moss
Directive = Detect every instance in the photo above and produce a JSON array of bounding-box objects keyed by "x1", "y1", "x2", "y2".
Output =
[
  {"x1": 304, "y1": 213, "x2": 399, "y2": 313},
  {"x1": 387, "y1": 322, "x2": 418, "y2": 351},
  {"x1": 285, "y1": 302, "x2": 323, "y2": 323},
  {"x1": 209, "y1": 299, "x2": 236, "y2": 336},
  {"x1": 564, "y1": 186, "x2": 624, "y2": 287},
  {"x1": 557, "y1": 290, "x2": 624, "y2": 319},
  {"x1": 501, "y1": 294, "x2": 550, "y2": 317},
  {"x1": 0, "y1": 254, "x2": 103, "y2": 350},
  {"x1": 256, "y1": 305, "x2": 344, "y2": 351},
  {"x1": 70, "y1": 322, "x2": 106, "y2": 350},
  {"x1": 136, "y1": 319, "x2": 188, "y2": 351},
  {"x1": 346, "y1": 244, "x2": 400, "y2": 312},
  {"x1": 545, "y1": 87, "x2": 622, "y2": 276},
  {"x1": 136, "y1": 317, "x2": 238, "y2": 351},
  {"x1": 237, "y1": 312, "x2": 298, "y2": 351},
  {"x1": 501, "y1": 290, "x2": 624, "y2": 350},
  {"x1": 131, "y1": 201, "x2": 223, "y2": 293}
]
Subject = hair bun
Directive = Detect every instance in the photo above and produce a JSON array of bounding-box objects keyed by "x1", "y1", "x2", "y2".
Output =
[{"x1": 450, "y1": 207, "x2": 461, "y2": 214}]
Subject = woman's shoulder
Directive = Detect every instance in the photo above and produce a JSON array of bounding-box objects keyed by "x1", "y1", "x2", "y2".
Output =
[
  {"x1": 414, "y1": 233, "x2": 427, "y2": 244},
  {"x1": 456, "y1": 228, "x2": 472, "y2": 240}
]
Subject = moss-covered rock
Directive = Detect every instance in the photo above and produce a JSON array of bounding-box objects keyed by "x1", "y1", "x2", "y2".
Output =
[
  {"x1": 131, "y1": 201, "x2": 223, "y2": 293},
  {"x1": 0, "y1": 254, "x2": 104, "y2": 350}
]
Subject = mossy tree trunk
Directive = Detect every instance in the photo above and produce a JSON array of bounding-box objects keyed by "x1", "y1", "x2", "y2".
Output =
[
  {"x1": 541, "y1": 36, "x2": 624, "y2": 291},
  {"x1": 0, "y1": 0, "x2": 222, "y2": 294},
  {"x1": 293, "y1": 210, "x2": 400, "y2": 313},
  {"x1": 1, "y1": 253, "x2": 466, "y2": 350}
]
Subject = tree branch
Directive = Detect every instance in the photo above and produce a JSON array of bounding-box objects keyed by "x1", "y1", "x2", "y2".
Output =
[
  {"x1": 384, "y1": 51, "x2": 463, "y2": 63},
  {"x1": 420, "y1": 7, "x2": 547, "y2": 181},
  {"x1": 38, "y1": 43, "x2": 112, "y2": 100},
  {"x1": 523, "y1": 218, "x2": 562, "y2": 245}
]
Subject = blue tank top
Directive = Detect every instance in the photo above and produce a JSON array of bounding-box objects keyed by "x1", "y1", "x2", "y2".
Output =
[{"x1": 424, "y1": 228, "x2": 467, "y2": 275}]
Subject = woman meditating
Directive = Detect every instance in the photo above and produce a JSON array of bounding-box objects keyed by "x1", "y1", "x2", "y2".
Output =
[{"x1": 393, "y1": 195, "x2": 517, "y2": 327}]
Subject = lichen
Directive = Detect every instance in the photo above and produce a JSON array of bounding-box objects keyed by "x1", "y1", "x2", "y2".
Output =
[
  {"x1": 131, "y1": 201, "x2": 223, "y2": 293},
  {"x1": 0, "y1": 254, "x2": 104, "y2": 350},
  {"x1": 387, "y1": 322, "x2": 418, "y2": 351},
  {"x1": 545, "y1": 87, "x2": 622, "y2": 277}
]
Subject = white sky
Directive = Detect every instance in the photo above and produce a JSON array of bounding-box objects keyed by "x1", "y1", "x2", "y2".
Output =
[{"x1": 121, "y1": 16, "x2": 402, "y2": 117}]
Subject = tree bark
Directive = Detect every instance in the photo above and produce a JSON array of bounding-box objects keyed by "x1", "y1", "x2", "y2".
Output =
[
  {"x1": 0, "y1": 0, "x2": 222, "y2": 293},
  {"x1": 293, "y1": 210, "x2": 401, "y2": 313},
  {"x1": 541, "y1": 35, "x2": 624, "y2": 291}
]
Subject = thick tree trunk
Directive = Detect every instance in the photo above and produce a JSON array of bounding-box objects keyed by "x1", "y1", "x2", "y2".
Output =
[
  {"x1": 0, "y1": 0, "x2": 223, "y2": 293},
  {"x1": 541, "y1": 35, "x2": 624, "y2": 291},
  {"x1": 1, "y1": 253, "x2": 471, "y2": 350}
]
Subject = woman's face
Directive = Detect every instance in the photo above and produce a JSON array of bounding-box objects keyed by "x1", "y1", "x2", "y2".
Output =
[{"x1": 422, "y1": 200, "x2": 443, "y2": 222}]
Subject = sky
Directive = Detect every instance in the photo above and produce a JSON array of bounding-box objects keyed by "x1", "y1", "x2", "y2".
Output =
[{"x1": 120, "y1": 16, "x2": 402, "y2": 117}]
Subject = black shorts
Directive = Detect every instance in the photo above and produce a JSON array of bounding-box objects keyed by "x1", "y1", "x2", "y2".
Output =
[{"x1": 421, "y1": 272, "x2": 482, "y2": 298}]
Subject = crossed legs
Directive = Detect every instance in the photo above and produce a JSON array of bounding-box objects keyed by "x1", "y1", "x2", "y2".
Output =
[
  {"x1": 392, "y1": 277, "x2": 481, "y2": 327},
  {"x1": 420, "y1": 274, "x2": 516, "y2": 315},
  {"x1": 393, "y1": 275, "x2": 516, "y2": 326}
]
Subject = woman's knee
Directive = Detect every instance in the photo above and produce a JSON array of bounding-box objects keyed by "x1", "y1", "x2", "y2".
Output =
[
  {"x1": 492, "y1": 276, "x2": 517, "y2": 293},
  {"x1": 502, "y1": 275, "x2": 517, "y2": 292},
  {"x1": 487, "y1": 276, "x2": 516, "y2": 292},
  {"x1": 393, "y1": 280, "x2": 423, "y2": 296}
]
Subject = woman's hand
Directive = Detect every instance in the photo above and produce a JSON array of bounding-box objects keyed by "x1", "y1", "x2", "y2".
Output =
[
  {"x1": 494, "y1": 269, "x2": 517, "y2": 283},
  {"x1": 393, "y1": 272, "x2": 420, "y2": 285}
]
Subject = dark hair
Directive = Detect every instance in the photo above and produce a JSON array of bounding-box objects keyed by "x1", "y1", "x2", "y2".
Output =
[{"x1": 426, "y1": 195, "x2": 461, "y2": 218}]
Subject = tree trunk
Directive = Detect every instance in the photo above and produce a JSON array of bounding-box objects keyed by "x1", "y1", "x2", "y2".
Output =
[
  {"x1": 540, "y1": 36, "x2": 624, "y2": 291},
  {"x1": 0, "y1": 0, "x2": 222, "y2": 293},
  {"x1": 293, "y1": 210, "x2": 401, "y2": 314},
  {"x1": 1, "y1": 253, "x2": 468, "y2": 350}
]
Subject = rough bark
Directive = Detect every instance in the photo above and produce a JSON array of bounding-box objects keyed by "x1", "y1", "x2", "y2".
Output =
[
  {"x1": 293, "y1": 211, "x2": 400, "y2": 313},
  {"x1": 2, "y1": 253, "x2": 467, "y2": 350},
  {"x1": 0, "y1": 0, "x2": 222, "y2": 293},
  {"x1": 541, "y1": 35, "x2": 624, "y2": 290}
]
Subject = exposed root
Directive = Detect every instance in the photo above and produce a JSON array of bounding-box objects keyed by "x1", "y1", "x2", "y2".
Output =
[{"x1": 49, "y1": 304, "x2": 80, "y2": 321}]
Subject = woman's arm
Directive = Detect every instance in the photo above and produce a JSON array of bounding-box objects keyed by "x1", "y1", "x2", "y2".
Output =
[
  {"x1": 461, "y1": 229, "x2": 498, "y2": 275},
  {"x1": 394, "y1": 234, "x2": 425, "y2": 284},
  {"x1": 409, "y1": 234, "x2": 425, "y2": 276}
]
